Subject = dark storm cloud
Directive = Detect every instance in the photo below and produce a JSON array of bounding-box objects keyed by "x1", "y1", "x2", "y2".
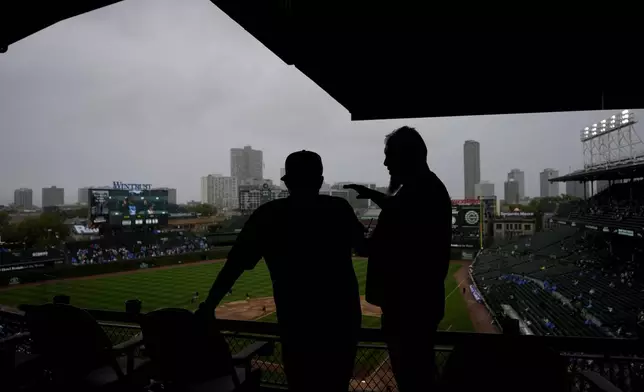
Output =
[{"x1": 1, "y1": 0, "x2": 641, "y2": 205}]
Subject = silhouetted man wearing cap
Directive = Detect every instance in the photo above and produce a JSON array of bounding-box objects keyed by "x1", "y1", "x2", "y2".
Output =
[
  {"x1": 199, "y1": 150, "x2": 366, "y2": 392},
  {"x1": 345, "y1": 126, "x2": 452, "y2": 392}
]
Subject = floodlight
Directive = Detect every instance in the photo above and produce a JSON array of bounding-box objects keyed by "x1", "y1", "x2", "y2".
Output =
[
  {"x1": 585, "y1": 127, "x2": 590, "y2": 130},
  {"x1": 601, "y1": 119, "x2": 606, "y2": 124},
  {"x1": 593, "y1": 123, "x2": 598, "y2": 127},
  {"x1": 612, "y1": 115, "x2": 616, "y2": 119},
  {"x1": 622, "y1": 109, "x2": 629, "y2": 114}
]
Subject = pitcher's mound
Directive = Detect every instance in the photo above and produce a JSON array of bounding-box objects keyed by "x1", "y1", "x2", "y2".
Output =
[
  {"x1": 215, "y1": 296, "x2": 382, "y2": 321},
  {"x1": 216, "y1": 297, "x2": 276, "y2": 321}
]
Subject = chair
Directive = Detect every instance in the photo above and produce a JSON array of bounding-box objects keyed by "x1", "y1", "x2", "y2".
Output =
[
  {"x1": 1, "y1": 331, "x2": 35, "y2": 391},
  {"x1": 140, "y1": 308, "x2": 271, "y2": 392},
  {"x1": 440, "y1": 339, "x2": 569, "y2": 392},
  {"x1": 18, "y1": 303, "x2": 147, "y2": 391}
]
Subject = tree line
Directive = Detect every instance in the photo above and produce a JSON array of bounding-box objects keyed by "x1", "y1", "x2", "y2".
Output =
[
  {"x1": 0, "y1": 203, "x2": 219, "y2": 248},
  {"x1": 0, "y1": 211, "x2": 69, "y2": 248}
]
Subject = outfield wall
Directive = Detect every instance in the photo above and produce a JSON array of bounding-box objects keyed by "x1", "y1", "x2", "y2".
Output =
[
  {"x1": 451, "y1": 247, "x2": 478, "y2": 261},
  {"x1": 0, "y1": 247, "x2": 232, "y2": 287}
]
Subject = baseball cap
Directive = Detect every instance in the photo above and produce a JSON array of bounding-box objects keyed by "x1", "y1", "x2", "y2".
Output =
[{"x1": 281, "y1": 150, "x2": 323, "y2": 181}]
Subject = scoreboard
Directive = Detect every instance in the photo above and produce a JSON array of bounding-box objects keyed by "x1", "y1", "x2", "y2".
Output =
[
  {"x1": 451, "y1": 199, "x2": 481, "y2": 250},
  {"x1": 89, "y1": 188, "x2": 169, "y2": 228}
]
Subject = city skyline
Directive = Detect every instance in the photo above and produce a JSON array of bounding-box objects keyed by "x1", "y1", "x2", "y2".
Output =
[{"x1": 1, "y1": 0, "x2": 642, "y2": 206}]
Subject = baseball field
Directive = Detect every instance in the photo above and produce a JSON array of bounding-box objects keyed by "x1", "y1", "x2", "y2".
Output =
[{"x1": 0, "y1": 258, "x2": 474, "y2": 332}]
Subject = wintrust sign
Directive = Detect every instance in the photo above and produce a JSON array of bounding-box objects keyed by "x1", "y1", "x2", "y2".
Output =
[{"x1": 112, "y1": 182, "x2": 152, "y2": 191}]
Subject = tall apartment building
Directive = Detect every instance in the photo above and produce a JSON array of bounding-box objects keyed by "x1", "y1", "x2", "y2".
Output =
[
  {"x1": 463, "y1": 140, "x2": 481, "y2": 199},
  {"x1": 230, "y1": 146, "x2": 263, "y2": 183},
  {"x1": 154, "y1": 187, "x2": 177, "y2": 204},
  {"x1": 167, "y1": 188, "x2": 177, "y2": 204},
  {"x1": 13, "y1": 188, "x2": 33, "y2": 209},
  {"x1": 77, "y1": 187, "x2": 90, "y2": 204},
  {"x1": 201, "y1": 175, "x2": 238, "y2": 210},
  {"x1": 238, "y1": 184, "x2": 288, "y2": 213},
  {"x1": 475, "y1": 181, "x2": 495, "y2": 198},
  {"x1": 596, "y1": 180, "x2": 610, "y2": 195},
  {"x1": 42, "y1": 186, "x2": 64, "y2": 207},
  {"x1": 539, "y1": 169, "x2": 560, "y2": 197},
  {"x1": 566, "y1": 181, "x2": 587, "y2": 199},
  {"x1": 504, "y1": 179, "x2": 520, "y2": 205},
  {"x1": 507, "y1": 168, "x2": 525, "y2": 199}
]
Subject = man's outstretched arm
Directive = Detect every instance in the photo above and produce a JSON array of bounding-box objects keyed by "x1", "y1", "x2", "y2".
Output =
[
  {"x1": 364, "y1": 189, "x2": 390, "y2": 209},
  {"x1": 200, "y1": 212, "x2": 263, "y2": 314},
  {"x1": 202, "y1": 259, "x2": 246, "y2": 312},
  {"x1": 343, "y1": 185, "x2": 390, "y2": 209}
]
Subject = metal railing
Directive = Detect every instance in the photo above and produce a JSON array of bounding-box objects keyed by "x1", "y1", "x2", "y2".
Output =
[{"x1": 3, "y1": 308, "x2": 644, "y2": 391}]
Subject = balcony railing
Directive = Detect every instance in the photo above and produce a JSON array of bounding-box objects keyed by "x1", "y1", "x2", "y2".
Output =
[{"x1": 2, "y1": 307, "x2": 643, "y2": 392}]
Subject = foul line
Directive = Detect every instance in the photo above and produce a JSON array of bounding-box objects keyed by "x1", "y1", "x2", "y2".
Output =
[{"x1": 444, "y1": 277, "x2": 468, "y2": 300}]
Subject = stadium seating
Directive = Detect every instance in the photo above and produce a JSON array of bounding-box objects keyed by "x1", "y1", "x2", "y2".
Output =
[
  {"x1": 66, "y1": 232, "x2": 227, "y2": 266},
  {"x1": 472, "y1": 224, "x2": 644, "y2": 338},
  {"x1": 556, "y1": 180, "x2": 644, "y2": 231}
]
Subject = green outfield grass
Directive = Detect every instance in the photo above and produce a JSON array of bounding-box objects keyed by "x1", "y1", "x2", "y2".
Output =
[{"x1": 0, "y1": 259, "x2": 473, "y2": 331}]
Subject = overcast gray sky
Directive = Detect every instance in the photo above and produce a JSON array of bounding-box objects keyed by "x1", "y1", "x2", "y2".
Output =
[{"x1": 1, "y1": 0, "x2": 642, "y2": 205}]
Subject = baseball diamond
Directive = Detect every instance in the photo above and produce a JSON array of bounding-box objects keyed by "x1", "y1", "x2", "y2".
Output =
[{"x1": 0, "y1": 258, "x2": 480, "y2": 333}]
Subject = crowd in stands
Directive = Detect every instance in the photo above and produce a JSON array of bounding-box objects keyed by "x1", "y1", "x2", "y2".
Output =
[
  {"x1": 68, "y1": 233, "x2": 213, "y2": 266},
  {"x1": 472, "y1": 224, "x2": 644, "y2": 338},
  {"x1": 556, "y1": 179, "x2": 644, "y2": 230}
]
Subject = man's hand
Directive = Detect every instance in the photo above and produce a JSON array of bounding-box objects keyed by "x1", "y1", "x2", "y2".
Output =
[
  {"x1": 344, "y1": 184, "x2": 389, "y2": 209},
  {"x1": 343, "y1": 184, "x2": 373, "y2": 199}
]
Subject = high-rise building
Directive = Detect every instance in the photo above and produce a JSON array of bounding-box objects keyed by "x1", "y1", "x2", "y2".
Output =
[
  {"x1": 596, "y1": 180, "x2": 609, "y2": 195},
  {"x1": 504, "y1": 179, "x2": 520, "y2": 205},
  {"x1": 507, "y1": 169, "x2": 525, "y2": 199},
  {"x1": 167, "y1": 188, "x2": 177, "y2": 204},
  {"x1": 77, "y1": 187, "x2": 90, "y2": 204},
  {"x1": 42, "y1": 186, "x2": 64, "y2": 207},
  {"x1": 201, "y1": 174, "x2": 238, "y2": 210},
  {"x1": 238, "y1": 184, "x2": 288, "y2": 213},
  {"x1": 539, "y1": 169, "x2": 560, "y2": 197},
  {"x1": 13, "y1": 188, "x2": 33, "y2": 209},
  {"x1": 153, "y1": 187, "x2": 177, "y2": 204},
  {"x1": 566, "y1": 181, "x2": 586, "y2": 199},
  {"x1": 463, "y1": 140, "x2": 481, "y2": 199},
  {"x1": 230, "y1": 146, "x2": 263, "y2": 183},
  {"x1": 475, "y1": 181, "x2": 495, "y2": 198}
]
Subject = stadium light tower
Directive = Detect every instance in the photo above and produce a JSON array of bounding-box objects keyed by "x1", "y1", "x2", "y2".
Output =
[{"x1": 580, "y1": 110, "x2": 643, "y2": 169}]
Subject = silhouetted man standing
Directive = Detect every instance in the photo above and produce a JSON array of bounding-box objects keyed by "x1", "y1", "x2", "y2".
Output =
[
  {"x1": 345, "y1": 126, "x2": 452, "y2": 391},
  {"x1": 199, "y1": 151, "x2": 365, "y2": 392}
]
